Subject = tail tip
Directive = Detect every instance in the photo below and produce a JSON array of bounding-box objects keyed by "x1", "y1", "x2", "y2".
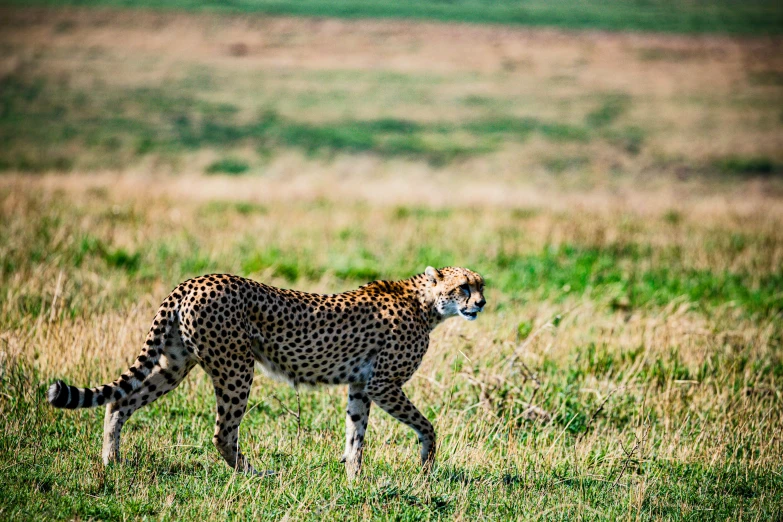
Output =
[{"x1": 47, "y1": 380, "x2": 68, "y2": 408}]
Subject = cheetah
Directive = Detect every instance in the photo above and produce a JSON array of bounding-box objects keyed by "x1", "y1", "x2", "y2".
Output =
[{"x1": 47, "y1": 266, "x2": 486, "y2": 478}]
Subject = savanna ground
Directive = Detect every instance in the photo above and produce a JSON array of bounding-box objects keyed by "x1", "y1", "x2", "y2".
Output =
[{"x1": 1, "y1": 4, "x2": 783, "y2": 520}]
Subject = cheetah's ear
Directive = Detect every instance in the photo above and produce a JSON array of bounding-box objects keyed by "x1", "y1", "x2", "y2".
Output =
[{"x1": 425, "y1": 266, "x2": 442, "y2": 285}]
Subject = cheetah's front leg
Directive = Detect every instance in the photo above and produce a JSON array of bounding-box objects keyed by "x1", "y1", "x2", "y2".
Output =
[
  {"x1": 342, "y1": 383, "x2": 371, "y2": 480},
  {"x1": 365, "y1": 379, "x2": 436, "y2": 471}
]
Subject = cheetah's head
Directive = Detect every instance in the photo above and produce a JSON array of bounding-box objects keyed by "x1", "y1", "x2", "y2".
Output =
[{"x1": 425, "y1": 266, "x2": 486, "y2": 321}]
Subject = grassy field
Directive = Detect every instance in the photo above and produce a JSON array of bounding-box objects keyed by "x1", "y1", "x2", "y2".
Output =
[
  {"x1": 1, "y1": 6, "x2": 783, "y2": 521},
  {"x1": 4, "y1": 0, "x2": 783, "y2": 34}
]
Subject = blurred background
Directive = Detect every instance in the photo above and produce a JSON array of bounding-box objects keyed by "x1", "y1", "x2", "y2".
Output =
[{"x1": 1, "y1": 1, "x2": 782, "y2": 519}]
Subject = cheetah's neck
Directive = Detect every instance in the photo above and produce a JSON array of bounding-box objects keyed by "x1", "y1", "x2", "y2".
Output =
[{"x1": 403, "y1": 274, "x2": 445, "y2": 331}]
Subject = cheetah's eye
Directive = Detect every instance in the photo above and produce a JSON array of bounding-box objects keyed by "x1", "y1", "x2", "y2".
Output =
[{"x1": 460, "y1": 283, "x2": 471, "y2": 295}]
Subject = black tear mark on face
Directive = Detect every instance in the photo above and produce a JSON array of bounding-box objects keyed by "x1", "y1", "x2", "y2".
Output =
[{"x1": 460, "y1": 278, "x2": 471, "y2": 300}]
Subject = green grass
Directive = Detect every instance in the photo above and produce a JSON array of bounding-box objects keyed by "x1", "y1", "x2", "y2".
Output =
[
  {"x1": 2, "y1": 181, "x2": 782, "y2": 520},
  {"x1": 3, "y1": 358, "x2": 782, "y2": 520},
  {"x1": 4, "y1": 0, "x2": 783, "y2": 34},
  {"x1": 0, "y1": 76, "x2": 622, "y2": 169},
  {"x1": 4, "y1": 195, "x2": 781, "y2": 321},
  {"x1": 714, "y1": 156, "x2": 783, "y2": 177},
  {"x1": 206, "y1": 157, "x2": 251, "y2": 175}
]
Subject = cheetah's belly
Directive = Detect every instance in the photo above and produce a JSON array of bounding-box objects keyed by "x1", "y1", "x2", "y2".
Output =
[{"x1": 250, "y1": 338, "x2": 376, "y2": 388}]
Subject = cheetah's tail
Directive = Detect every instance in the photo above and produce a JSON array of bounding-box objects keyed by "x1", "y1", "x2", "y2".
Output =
[{"x1": 47, "y1": 294, "x2": 179, "y2": 409}]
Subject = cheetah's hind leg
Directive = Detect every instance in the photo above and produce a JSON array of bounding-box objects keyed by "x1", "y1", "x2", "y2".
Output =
[{"x1": 102, "y1": 331, "x2": 197, "y2": 465}]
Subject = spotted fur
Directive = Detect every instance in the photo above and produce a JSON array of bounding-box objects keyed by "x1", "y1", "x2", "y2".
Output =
[{"x1": 47, "y1": 266, "x2": 486, "y2": 478}]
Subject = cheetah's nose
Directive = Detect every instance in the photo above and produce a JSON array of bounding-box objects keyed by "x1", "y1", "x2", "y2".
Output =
[{"x1": 476, "y1": 298, "x2": 486, "y2": 309}]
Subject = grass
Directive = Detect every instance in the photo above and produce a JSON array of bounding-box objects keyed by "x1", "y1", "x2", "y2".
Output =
[
  {"x1": 8, "y1": 196, "x2": 783, "y2": 317},
  {"x1": 1, "y1": 5, "x2": 783, "y2": 520},
  {"x1": 1, "y1": 182, "x2": 782, "y2": 519},
  {"x1": 714, "y1": 156, "x2": 783, "y2": 177},
  {"x1": 4, "y1": 0, "x2": 783, "y2": 34},
  {"x1": 206, "y1": 157, "x2": 251, "y2": 175},
  {"x1": 0, "y1": 76, "x2": 608, "y2": 169},
  {"x1": 1, "y1": 8, "x2": 781, "y2": 183}
]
